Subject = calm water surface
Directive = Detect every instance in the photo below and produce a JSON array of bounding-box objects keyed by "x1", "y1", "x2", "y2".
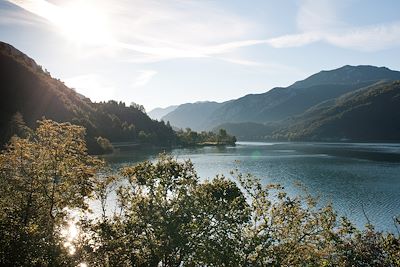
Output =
[{"x1": 102, "y1": 142, "x2": 400, "y2": 232}]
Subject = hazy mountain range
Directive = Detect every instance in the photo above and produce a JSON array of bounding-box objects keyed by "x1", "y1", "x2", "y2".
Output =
[
  {"x1": 161, "y1": 101, "x2": 223, "y2": 131},
  {"x1": 147, "y1": 105, "x2": 178, "y2": 120},
  {"x1": 151, "y1": 65, "x2": 400, "y2": 142}
]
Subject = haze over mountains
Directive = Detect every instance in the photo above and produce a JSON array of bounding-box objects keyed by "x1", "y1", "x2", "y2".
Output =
[
  {"x1": 161, "y1": 101, "x2": 223, "y2": 131},
  {"x1": 152, "y1": 65, "x2": 400, "y2": 142},
  {"x1": 148, "y1": 105, "x2": 178, "y2": 120}
]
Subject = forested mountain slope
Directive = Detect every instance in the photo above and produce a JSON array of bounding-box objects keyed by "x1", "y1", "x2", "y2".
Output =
[
  {"x1": 206, "y1": 65, "x2": 400, "y2": 129},
  {"x1": 271, "y1": 81, "x2": 400, "y2": 141},
  {"x1": 0, "y1": 42, "x2": 177, "y2": 153}
]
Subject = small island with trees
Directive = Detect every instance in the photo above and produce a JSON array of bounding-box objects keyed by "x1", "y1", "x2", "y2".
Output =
[{"x1": 176, "y1": 128, "x2": 236, "y2": 147}]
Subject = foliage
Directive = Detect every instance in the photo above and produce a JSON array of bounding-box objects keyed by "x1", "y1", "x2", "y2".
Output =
[
  {"x1": 233, "y1": 172, "x2": 400, "y2": 266},
  {"x1": 83, "y1": 154, "x2": 248, "y2": 266},
  {"x1": 213, "y1": 122, "x2": 277, "y2": 141},
  {"x1": 176, "y1": 128, "x2": 236, "y2": 146},
  {"x1": 0, "y1": 120, "x2": 399, "y2": 266},
  {"x1": 82, "y1": 156, "x2": 399, "y2": 267},
  {"x1": 0, "y1": 120, "x2": 103, "y2": 266}
]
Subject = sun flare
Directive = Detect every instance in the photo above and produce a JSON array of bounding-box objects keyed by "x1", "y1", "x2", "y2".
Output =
[{"x1": 53, "y1": 1, "x2": 112, "y2": 46}]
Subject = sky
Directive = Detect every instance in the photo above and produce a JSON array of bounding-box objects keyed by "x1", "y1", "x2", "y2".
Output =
[{"x1": 1, "y1": 0, "x2": 400, "y2": 111}]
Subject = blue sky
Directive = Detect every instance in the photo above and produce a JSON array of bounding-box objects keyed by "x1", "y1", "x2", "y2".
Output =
[{"x1": 1, "y1": 0, "x2": 400, "y2": 111}]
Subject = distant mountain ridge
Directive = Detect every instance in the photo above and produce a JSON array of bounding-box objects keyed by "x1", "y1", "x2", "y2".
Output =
[
  {"x1": 161, "y1": 101, "x2": 224, "y2": 131},
  {"x1": 148, "y1": 105, "x2": 178, "y2": 120},
  {"x1": 290, "y1": 65, "x2": 400, "y2": 88},
  {"x1": 160, "y1": 65, "x2": 400, "y2": 138}
]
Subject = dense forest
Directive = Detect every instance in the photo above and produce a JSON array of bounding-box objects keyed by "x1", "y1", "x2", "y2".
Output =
[
  {"x1": 0, "y1": 42, "x2": 235, "y2": 154},
  {"x1": 0, "y1": 120, "x2": 399, "y2": 266}
]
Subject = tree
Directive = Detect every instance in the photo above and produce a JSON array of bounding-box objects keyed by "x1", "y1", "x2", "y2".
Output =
[
  {"x1": 0, "y1": 120, "x2": 103, "y2": 266},
  {"x1": 86, "y1": 154, "x2": 249, "y2": 266}
]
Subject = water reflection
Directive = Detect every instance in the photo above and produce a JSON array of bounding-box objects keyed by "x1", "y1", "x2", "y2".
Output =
[
  {"x1": 61, "y1": 221, "x2": 79, "y2": 255},
  {"x1": 60, "y1": 209, "x2": 82, "y2": 257},
  {"x1": 60, "y1": 210, "x2": 90, "y2": 266}
]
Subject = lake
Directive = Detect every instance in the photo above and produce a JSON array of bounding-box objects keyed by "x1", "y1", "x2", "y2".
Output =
[{"x1": 102, "y1": 141, "x2": 400, "y2": 233}]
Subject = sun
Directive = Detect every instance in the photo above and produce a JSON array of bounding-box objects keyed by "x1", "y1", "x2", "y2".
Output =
[{"x1": 54, "y1": 1, "x2": 112, "y2": 46}]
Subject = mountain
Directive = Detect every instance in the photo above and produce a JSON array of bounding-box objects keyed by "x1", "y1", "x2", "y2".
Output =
[
  {"x1": 0, "y1": 42, "x2": 178, "y2": 153},
  {"x1": 148, "y1": 105, "x2": 178, "y2": 120},
  {"x1": 161, "y1": 101, "x2": 224, "y2": 131},
  {"x1": 206, "y1": 65, "x2": 400, "y2": 129},
  {"x1": 290, "y1": 65, "x2": 400, "y2": 88},
  {"x1": 271, "y1": 81, "x2": 400, "y2": 142}
]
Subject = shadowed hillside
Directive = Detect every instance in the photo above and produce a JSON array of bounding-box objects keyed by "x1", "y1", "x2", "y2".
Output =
[
  {"x1": 272, "y1": 81, "x2": 400, "y2": 141},
  {"x1": 0, "y1": 42, "x2": 178, "y2": 153}
]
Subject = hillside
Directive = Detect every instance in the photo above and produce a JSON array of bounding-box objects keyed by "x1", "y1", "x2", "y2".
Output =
[
  {"x1": 290, "y1": 65, "x2": 400, "y2": 89},
  {"x1": 160, "y1": 65, "x2": 400, "y2": 131},
  {"x1": 161, "y1": 101, "x2": 223, "y2": 131},
  {"x1": 271, "y1": 81, "x2": 400, "y2": 142},
  {"x1": 206, "y1": 65, "x2": 400, "y2": 129},
  {"x1": 0, "y1": 42, "x2": 178, "y2": 153},
  {"x1": 148, "y1": 105, "x2": 178, "y2": 120}
]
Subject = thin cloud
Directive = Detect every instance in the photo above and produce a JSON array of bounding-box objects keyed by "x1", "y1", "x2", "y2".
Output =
[
  {"x1": 64, "y1": 74, "x2": 116, "y2": 102},
  {"x1": 6, "y1": 0, "x2": 262, "y2": 65},
  {"x1": 131, "y1": 70, "x2": 158, "y2": 88},
  {"x1": 297, "y1": 0, "x2": 345, "y2": 32},
  {"x1": 266, "y1": 32, "x2": 321, "y2": 48},
  {"x1": 6, "y1": 0, "x2": 400, "y2": 67},
  {"x1": 264, "y1": 22, "x2": 400, "y2": 51},
  {"x1": 325, "y1": 22, "x2": 400, "y2": 51},
  {"x1": 0, "y1": 8, "x2": 45, "y2": 26}
]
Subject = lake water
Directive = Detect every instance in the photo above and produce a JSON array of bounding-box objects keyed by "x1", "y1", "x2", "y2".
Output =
[{"x1": 102, "y1": 142, "x2": 400, "y2": 233}]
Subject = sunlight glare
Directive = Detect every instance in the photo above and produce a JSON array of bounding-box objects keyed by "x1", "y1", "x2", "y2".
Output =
[
  {"x1": 60, "y1": 209, "x2": 82, "y2": 256},
  {"x1": 55, "y1": 1, "x2": 112, "y2": 46}
]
